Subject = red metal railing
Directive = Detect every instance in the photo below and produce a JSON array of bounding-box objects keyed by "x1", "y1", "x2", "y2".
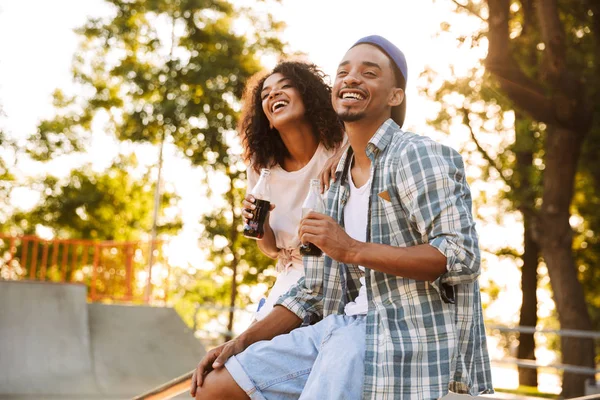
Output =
[{"x1": 0, "y1": 234, "x2": 170, "y2": 304}]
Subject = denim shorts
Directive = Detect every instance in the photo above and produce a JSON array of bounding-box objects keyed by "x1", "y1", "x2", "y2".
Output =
[{"x1": 224, "y1": 314, "x2": 366, "y2": 400}]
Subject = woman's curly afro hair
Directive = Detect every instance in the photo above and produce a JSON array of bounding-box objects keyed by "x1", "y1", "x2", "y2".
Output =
[{"x1": 239, "y1": 61, "x2": 344, "y2": 171}]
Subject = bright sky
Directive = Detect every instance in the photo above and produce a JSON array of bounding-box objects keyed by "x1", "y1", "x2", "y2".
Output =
[
  {"x1": 0, "y1": 0, "x2": 485, "y2": 225},
  {"x1": 0, "y1": 0, "x2": 484, "y2": 137},
  {"x1": 0, "y1": 0, "x2": 490, "y2": 263},
  {"x1": 0, "y1": 1, "x2": 562, "y2": 392}
]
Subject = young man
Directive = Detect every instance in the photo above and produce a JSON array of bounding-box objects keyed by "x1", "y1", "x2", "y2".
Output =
[{"x1": 191, "y1": 35, "x2": 493, "y2": 400}]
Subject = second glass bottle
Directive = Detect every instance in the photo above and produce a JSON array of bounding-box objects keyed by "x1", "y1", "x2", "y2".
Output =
[{"x1": 300, "y1": 179, "x2": 324, "y2": 256}]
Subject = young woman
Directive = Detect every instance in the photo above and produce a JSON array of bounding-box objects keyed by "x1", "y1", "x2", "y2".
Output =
[{"x1": 239, "y1": 61, "x2": 346, "y2": 321}]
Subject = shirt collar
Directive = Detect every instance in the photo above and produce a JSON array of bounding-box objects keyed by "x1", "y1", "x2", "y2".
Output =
[
  {"x1": 367, "y1": 118, "x2": 399, "y2": 154},
  {"x1": 334, "y1": 118, "x2": 400, "y2": 180}
]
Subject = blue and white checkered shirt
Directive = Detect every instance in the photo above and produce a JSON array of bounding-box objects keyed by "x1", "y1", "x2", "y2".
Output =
[{"x1": 277, "y1": 119, "x2": 493, "y2": 399}]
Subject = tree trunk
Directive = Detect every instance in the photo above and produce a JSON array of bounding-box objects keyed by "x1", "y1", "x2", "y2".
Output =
[
  {"x1": 514, "y1": 113, "x2": 539, "y2": 387},
  {"x1": 518, "y1": 212, "x2": 539, "y2": 387},
  {"x1": 225, "y1": 256, "x2": 239, "y2": 342},
  {"x1": 537, "y1": 127, "x2": 595, "y2": 398},
  {"x1": 225, "y1": 171, "x2": 240, "y2": 343},
  {"x1": 486, "y1": 0, "x2": 596, "y2": 393}
]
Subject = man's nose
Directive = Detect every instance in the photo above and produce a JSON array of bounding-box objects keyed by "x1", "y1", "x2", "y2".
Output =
[{"x1": 343, "y1": 73, "x2": 361, "y2": 86}]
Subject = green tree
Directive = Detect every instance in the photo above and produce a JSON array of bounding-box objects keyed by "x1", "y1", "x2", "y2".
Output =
[
  {"x1": 11, "y1": 155, "x2": 179, "y2": 241},
  {"x1": 572, "y1": 101, "x2": 600, "y2": 359},
  {"x1": 421, "y1": 61, "x2": 544, "y2": 386},
  {"x1": 4, "y1": 154, "x2": 180, "y2": 300},
  {"x1": 168, "y1": 164, "x2": 276, "y2": 343},
  {"x1": 438, "y1": 0, "x2": 599, "y2": 395},
  {"x1": 423, "y1": 5, "x2": 545, "y2": 384},
  {"x1": 201, "y1": 164, "x2": 275, "y2": 341},
  {"x1": 485, "y1": 1, "x2": 597, "y2": 396},
  {"x1": 27, "y1": 0, "x2": 284, "y2": 166},
  {"x1": 0, "y1": 107, "x2": 16, "y2": 229},
  {"x1": 24, "y1": 0, "x2": 286, "y2": 333}
]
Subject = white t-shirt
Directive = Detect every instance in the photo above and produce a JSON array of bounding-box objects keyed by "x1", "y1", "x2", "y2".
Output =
[
  {"x1": 344, "y1": 161, "x2": 371, "y2": 316},
  {"x1": 248, "y1": 143, "x2": 336, "y2": 320}
]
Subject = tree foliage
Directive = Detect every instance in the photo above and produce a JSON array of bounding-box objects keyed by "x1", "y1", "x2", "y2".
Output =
[
  {"x1": 202, "y1": 166, "x2": 276, "y2": 337},
  {"x1": 421, "y1": 58, "x2": 544, "y2": 386},
  {"x1": 19, "y1": 0, "x2": 286, "y2": 340},
  {"x1": 431, "y1": 0, "x2": 600, "y2": 395},
  {"x1": 10, "y1": 155, "x2": 180, "y2": 241},
  {"x1": 27, "y1": 0, "x2": 284, "y2": 169},
  {"x1": 0, "y1": 107, "x2": 16, "y2": 229}
]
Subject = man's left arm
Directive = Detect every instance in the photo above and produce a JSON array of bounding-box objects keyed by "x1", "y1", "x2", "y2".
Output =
[{"x1": 299, "y1": 140, "x2": 480, "y2": 286}]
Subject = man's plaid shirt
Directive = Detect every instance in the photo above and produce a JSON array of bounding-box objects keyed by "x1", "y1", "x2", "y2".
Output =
[{"x1": 277, "y1": 119, "x2": 493, "y2": 399}]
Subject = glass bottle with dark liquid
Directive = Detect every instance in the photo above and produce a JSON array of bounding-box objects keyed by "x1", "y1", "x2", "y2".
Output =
[
  {"x1": 299, "y1": 179, "x2": 325, "y2": 256},
  {"x1": 243, "y1": 168, "x2": 271, "y2": 239}
]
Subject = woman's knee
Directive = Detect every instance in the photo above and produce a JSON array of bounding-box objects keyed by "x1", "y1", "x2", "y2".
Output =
[{"x1": 194, "y1": 367, "x2": 248, "y2": 400}]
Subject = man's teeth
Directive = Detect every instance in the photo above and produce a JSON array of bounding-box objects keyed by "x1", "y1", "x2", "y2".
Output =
[
  {"x1": 272, "y1": 101, "x2": 288, "y2": 112},
  {"x1": 342, "y1": 92, "x2": 365, "y2": 100}
]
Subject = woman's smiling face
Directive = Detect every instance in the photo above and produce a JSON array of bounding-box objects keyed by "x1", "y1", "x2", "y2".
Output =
[{"x1": 261, "y1": 72, "x2": 306, "y2": 130}]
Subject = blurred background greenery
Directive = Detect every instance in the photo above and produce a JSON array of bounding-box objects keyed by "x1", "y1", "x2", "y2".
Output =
[{"x1": 0, "y1": 0, "x2": 599, "y2": 397}]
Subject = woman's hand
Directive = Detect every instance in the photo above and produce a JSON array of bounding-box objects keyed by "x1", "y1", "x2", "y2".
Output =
[
  {"x1": 319, "y1": 142, "x2": 349, "y2": 193},
  {"x1": 242, "y1": 194, "x2": 275, "y2": 225},
  {"x1": 242, "y1": 194, "x2": 279, "y2": 258}
]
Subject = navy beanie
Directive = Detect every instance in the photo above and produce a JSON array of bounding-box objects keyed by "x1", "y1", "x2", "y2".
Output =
[{"x1": 352, "y1": 35, "x2": 407, "y2": 128}]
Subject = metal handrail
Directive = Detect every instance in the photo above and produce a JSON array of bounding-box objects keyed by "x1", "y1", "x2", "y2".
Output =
[
  {"x1": 133, "y1": 368, "x2": 600, "y2": 400},
  {"x1": 491, "y1": 358, "x2": 600, "y2": 375},
  {"x1": 487, "y1": 324, "x2": 600, "y2": 340},
  {"x1": 131, "y1": 319, "x2": 600, "y2": 399},
  {"x1": 132, "y1": 370, "x2": 193, "y2": 400}
]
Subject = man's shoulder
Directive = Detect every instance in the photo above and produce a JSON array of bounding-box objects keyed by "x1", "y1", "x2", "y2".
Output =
[
  {"x1": 387, "y1": 130, "x2": 437, "y2": 155},
  {"x1": 388, "y1": 130, "x2": 461, "y2": 160}
]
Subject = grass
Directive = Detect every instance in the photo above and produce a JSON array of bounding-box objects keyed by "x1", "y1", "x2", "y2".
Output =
[{"x1": 496, "y1": 385, "x2": 559, "y2": 399}]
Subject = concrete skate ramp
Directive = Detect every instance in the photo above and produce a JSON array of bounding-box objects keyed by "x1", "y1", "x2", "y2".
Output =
[
  {"x1": 89, "y1": 303, "x2": 204, "y2": 397},
  {"x1": 0, "y1": 281, "x2": 99, "y2": 398},
  {"x1": 0, "y1": 280, "x2": 205, "y2": 399}
]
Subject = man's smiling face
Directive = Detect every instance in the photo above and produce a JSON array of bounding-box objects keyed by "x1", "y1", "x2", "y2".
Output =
[{"x1": 332, "y1": 44, "x2": 403, "y2": 124}]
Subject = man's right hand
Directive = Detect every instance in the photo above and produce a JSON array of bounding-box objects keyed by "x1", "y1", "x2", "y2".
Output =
[{"x1": 190, "y1": 338, "x2": 247, "y2": 396}]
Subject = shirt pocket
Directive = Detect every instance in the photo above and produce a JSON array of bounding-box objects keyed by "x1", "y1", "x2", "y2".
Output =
[
  {"x1": 375, "y1": 189, "x2": 406, "y2": 248},
  {"x1": 378, "y1": 183, "x2": 426, "y2": 247}
]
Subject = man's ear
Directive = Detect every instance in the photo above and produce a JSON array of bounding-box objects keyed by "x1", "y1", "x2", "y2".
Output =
[{"x1": 389, "y1": 88, "x2": 404, "y2": 107}]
